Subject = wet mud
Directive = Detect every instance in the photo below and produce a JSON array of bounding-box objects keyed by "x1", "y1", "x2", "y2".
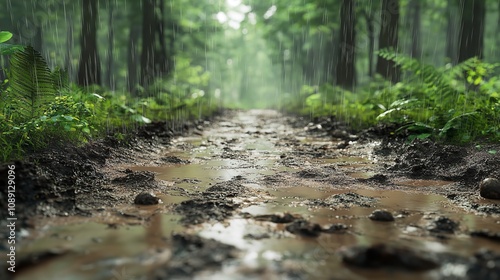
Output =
[{"x1": 1, "y1": 109, "x2": 500, "y2": 279}]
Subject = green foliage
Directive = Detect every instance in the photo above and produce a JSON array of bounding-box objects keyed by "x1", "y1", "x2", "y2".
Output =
[
  {"x1": 291, "y1": 50, "x2": 500, "y2": 143},
  {"x1": 7, "y1": 46, "x2": 58, "y2": 121},
  {"x1": 0, "y1": 31, "x2": 24, "y2": 55},
  {"x1": 374, "y1": 50, "x2": 500, "y2": 142}
]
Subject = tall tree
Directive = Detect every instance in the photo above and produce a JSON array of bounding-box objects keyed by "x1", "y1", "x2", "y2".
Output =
[
  {"x1": 362, "y1": 2, "x2": 376, "y2": 77},
  {"x1": 458, "y1": 0, "x2": 485, "y2": 63},
  {"x1": 105, "y1": 1, "x2": 115, "y2": 90},
  {"x1": 445, "y1": 0, "x2": 460, "y2": 64},
  {"x1": 76, "y1": 0, "x2": 101, "y2": 86},
  {"x1": 140, "y1": 0, "x2": 171, "y2": 88},
  {"x1": 375, "y1": 0, "x2": 400, "y2": 83},
  {"x1": 408, "y1": 0, "x2": 421, "y2": 58},
  {"x1": 336, "y1": 0, "x2": 356, "y2": 89}
]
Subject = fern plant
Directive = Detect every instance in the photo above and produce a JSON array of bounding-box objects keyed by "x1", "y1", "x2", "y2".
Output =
[
  {"x1": 7, "y1": 46, "x2": 57, "y2": 121},
  {"x1": 376, "y1": 49, "x2": 500, "y2": 142}
]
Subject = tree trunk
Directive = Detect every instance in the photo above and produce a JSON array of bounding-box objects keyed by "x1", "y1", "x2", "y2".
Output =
[
  {"x1": 458, "y1": 0, "x2": 485, "y2": 62},
  {"x1": 105, "y1": 1, "x2": 115, "y2": 90},
  {"x1": 408, "y1": 0, "x2": 421, "y2": 58},
  {"x1": 77, "y1": 0, "x2": 101, "y2": 86},
  {"x1": 140, "y1": 0, "x2": 171, "y2": 88},
  {"x1": 362, "y1": 9, "x2": 375, "y2": 77},
  {"x1": 141, "y1": 0, "x2": 156, "y2": 87},
  {"x1": 64, "y1": 14, "x2": 74, "y2": 79},
  {"x1": 156, "y1": 0, "x2": 171, "y2": 76},
  {"x1": 335, "y1": 0, "x2": 356, "y2": 90},
  {"x1": 127, "y1": 23, "x2": 140, "y2": 93},
  {"x1": 445, "y1": 0, "x2": 460, "y2": 64},
  {"x1": 497, "y1": 0, "x2": 500, "y2": 61},
  {"x1": 375, "y1": 0, "x2": 400, "y2": 83}
]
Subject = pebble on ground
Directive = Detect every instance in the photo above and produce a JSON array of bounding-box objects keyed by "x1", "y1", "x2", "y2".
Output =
[{"x1": 479, "y1": 178, "x2": 500, "y2": 199}]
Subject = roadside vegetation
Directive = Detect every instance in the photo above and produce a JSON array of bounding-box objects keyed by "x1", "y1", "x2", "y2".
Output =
[{"x1": 0, "y1": 31, "x2": 217, "y2": 161}]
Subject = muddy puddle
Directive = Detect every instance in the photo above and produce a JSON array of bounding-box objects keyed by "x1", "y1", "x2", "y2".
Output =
[{"x1": 10, "y1": 110, "x2": 500, "y2": 279}]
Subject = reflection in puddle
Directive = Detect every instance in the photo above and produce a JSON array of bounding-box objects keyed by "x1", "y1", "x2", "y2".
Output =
[
  {"x1": 397, "y1": 179, "x2": 455, "y2": 187},
  {"x1": 16, "y1": 213, "x2": 182, "y2": 280}
]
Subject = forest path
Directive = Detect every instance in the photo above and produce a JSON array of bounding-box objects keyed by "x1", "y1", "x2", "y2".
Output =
[{"x1": 13, "y1": 109, "x2": 500, "y2": 279}]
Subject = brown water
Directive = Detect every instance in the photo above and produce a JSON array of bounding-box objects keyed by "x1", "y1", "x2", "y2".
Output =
[{"x1": 12, "y1": 110, "x2": 500, "y2": 279}]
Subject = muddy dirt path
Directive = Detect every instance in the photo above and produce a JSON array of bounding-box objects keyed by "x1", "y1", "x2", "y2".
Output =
[{"x1": 6, "y1": 110, "x2": 500, "y2": 279}]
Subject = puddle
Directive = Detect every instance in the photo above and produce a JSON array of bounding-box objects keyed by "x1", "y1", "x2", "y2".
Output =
[
  {"x1": 397, "y1": 179, "x2": 455, "y2": 188},
  {"x1": 347, "y1": 171, "x2": 377, "y2": 179},
  {"x1": 207, "y1": 187, "x2": 500, "y2": 279},
  {"x1": 15, "y1": 213, "x2": 183, "y2": 280},
  {"x1": 317, "y1": 156, "x2": 372, "y2": 164}
]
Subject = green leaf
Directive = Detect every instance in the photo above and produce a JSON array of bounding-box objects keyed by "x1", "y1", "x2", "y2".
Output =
[
  {"x1": 488, "y1": 150, "x2": 497, "y2": 155},
  {"x1": 0, "y1": 31, "x2": 13, "y2": 43},
  {"x1": 131, "y1": 114, "x2": 151, "y2": 124},
  {"x1": 416, "y1": 133, "x2": 431, "y2": 139}
]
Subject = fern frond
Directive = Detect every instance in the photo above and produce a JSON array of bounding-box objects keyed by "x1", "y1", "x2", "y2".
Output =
[{"x1": 9, "y1": 46, "x2": 56, "y2": 121}]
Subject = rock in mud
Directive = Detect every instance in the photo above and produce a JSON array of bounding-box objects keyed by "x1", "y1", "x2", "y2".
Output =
[
  {"x1": 470, "y1": 230, "x2": 500, "y2": 242},
  {"x1": 479, "y1": 178, "x2": 500, "y2": 199},
  {"x1": 285, "y1": 220, "x2": 323, "y2": 237},
  {"x1": 134, "y1": 192, "x2": 160, "y2": 205},
  {"x1": 369, "y1": 210, "x2": 395, "y2": 222},
  {"x1": 323, "y1": 223, "x2": 348, "y2": 233},
  {"x1": 427, "y1": 216, "x2": 459, "y2": 234},
  {"x1": 155, "y1": 233, "x2": 239, "y2": 278},
  {"x1": 340, "y1": 243, "x2": 439, "y2": 270},
  {"x1": 254, "y1": 212, "x2": 300, "y2": 223}
]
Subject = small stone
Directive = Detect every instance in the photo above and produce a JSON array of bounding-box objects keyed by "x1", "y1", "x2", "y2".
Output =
[
  {"x1": 323, "y1": 223, "x2": 348, "y2": 233},
  {"x1": 369, "y1": 209, "x2": 395, "y2": 221},
  {"x1": 134, "y1": 192, "x2": 160, "y2": 205},
  {"x1": 285, "y1": 220, "x2": 323, "y2": 237},
  {"x1": 479, "y1": 178, "x2": 500, "y2": 199},
  {"x1": 427, "y1": 216, "x2": 459, "y2": 233}
]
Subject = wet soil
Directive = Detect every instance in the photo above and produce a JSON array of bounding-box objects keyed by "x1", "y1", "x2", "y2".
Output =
[{"x1": 1, "y1": 109, "x2": 500, "y2": 279}]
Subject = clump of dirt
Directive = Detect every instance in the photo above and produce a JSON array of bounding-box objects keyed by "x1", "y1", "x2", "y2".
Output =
[
  {"x1": 159, "y1": 155, "x2": 190, "y2": 164},
  {"x1": 155, "y1": 233, "x2": 239, "y2": 278},
  {"x1": 202, "y1": 181, "x2": 249, "y2": 198},
  {"x1": 295, "y1": 168, "x2": 331, "y2": 180},
  {"x1": 0, "y1": 162, "x2": 53, "y2": 228},
  {"x1": 340, "y1": 243, "x2": 439, "y2": 270},
  {"x1": 448, "y1": 194, "x2": 500, "y2": 215},
  {"x1": 253, "y1": 212, "x2": 301, "y2": 223},
  {"x1": 466, "y1": 249, "x2": 500, "y2": 279},
  {"x1": 285, "y1": 220, "x2": 323, "y2": 237},
  {"x1": 173, "y1": 180, "x2": 254, "y2": 224},
  {"x1": 112, "y1": 170, "x2": 157, "y2": 189},
  {"x1": 427, "y1": 216, "x2": 459, "y2": 234},
  {"x1": 175, "y1": 199, "x2": 240, "y2": 225},
  {"x1": 380, "y1": 139, "x2": 500, "y2": 185},
  {"x1": 306, "y1": 192, "x2": 377, "y2": 208},
  {"x1": 470, "y1": 230, "x2": 500, "y2": 242}
]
